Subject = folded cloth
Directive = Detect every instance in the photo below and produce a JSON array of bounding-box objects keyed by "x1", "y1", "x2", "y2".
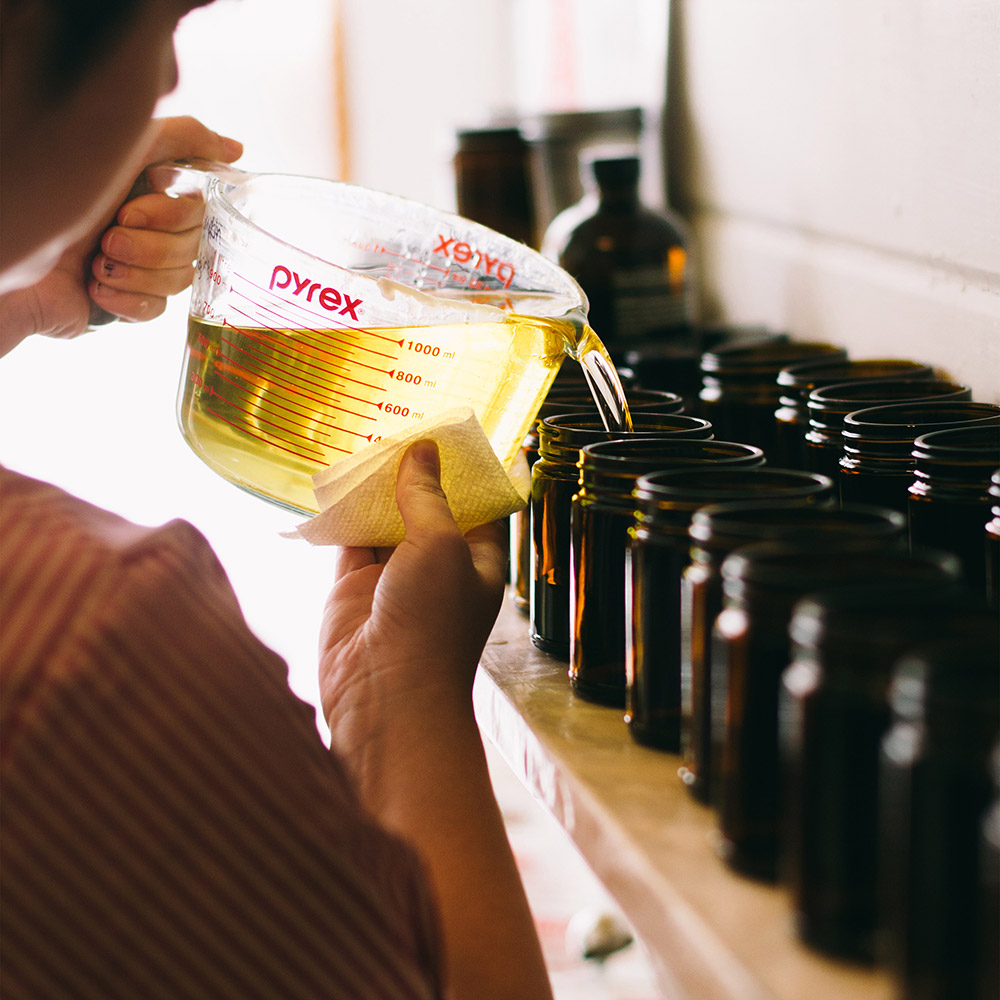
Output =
[{"x1": 284, "y1": 406, "x2": 529, "y2": 547}]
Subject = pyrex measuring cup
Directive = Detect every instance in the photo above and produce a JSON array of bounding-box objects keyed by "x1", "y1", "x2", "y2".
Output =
[{"x1": 163, "y1": 160, "x2": 618, "y2": 515}]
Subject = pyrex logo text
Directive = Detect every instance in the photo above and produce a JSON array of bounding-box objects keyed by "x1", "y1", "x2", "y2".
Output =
[
  {"x1": 433, "y1": 235, "x2": 515, "y2": 288},
  {"x1": 269, "y1": 266, "x2": 363, "y2": 321}
]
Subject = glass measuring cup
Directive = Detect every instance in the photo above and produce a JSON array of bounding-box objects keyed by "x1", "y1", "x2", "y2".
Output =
[{"x1": 163, "y1": 160, "x2": 624, "y2": 515}]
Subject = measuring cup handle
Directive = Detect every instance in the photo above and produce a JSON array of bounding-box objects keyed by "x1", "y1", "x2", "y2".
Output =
[{"x1": 87, "y1": 158, "x2": 252, "y2": 328}]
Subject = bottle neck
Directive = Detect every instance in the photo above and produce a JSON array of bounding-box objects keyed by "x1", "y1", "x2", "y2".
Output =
[{"x1": 597, "y1": 183, "x2": 640, "y2": 211}]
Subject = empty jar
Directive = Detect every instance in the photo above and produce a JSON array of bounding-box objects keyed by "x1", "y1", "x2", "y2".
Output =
[
  {"x1": 773, "y1": 358, "x2": 933, "y2": 470},
  {"x1": 570, "y1": 438, "x2": 764, "y2": 706},
  {"x1": 714, "y1": 544, "x2": 952, "y2": 884},
  {"x1": 626, "y1": 467, "x2": 833, "y2": 751},
  {"x1": 680, "y1": 502, "x2": 906, "y2": 805},
  {"x1": 530, "y1": 411, "x2": 712, "y2": 657},
  {"x1": 987, "y1": 470, "x2": 1000, "y2": 611},
  {"x1": 879, "y1": 634, "x2": 1000, "y2": 1000},
  {"x1": 908, "y1": 421, "x2": 1000, "y2": 598},
  {"x1": 511, "y1": 384, "x2": 681, "y2": 610},
  {"x1": 780, "y1": 566, "x2": 994, "y2": 964},
  {"x1": 840, "y1": 402, "x2": 1000, "y2": 516},
  {"x1": 803, "y1": 379, "x2": 971, "y2": 484},
  {"x1": 699, "y1": 340, "x2": 846, "y2": 459}
]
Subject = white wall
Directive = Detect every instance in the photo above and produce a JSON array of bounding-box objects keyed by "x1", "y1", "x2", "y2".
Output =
[{"x1": 666, "y1": 0, "x2": 1000, "y2": 401}]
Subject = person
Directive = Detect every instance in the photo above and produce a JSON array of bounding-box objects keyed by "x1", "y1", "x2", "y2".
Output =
[{"x1": 0, "y1": 2, "x2": 554, "y2": 998}]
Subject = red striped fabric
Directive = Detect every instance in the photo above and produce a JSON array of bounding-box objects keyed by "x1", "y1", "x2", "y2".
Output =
[{"x1": 0, "y1": 467, "x2": 444, "y2": 1000}]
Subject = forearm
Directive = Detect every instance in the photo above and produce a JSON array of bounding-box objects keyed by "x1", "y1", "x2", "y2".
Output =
[{"x1": 328, "y1": 680, "x2": 553, "y2": 1000}]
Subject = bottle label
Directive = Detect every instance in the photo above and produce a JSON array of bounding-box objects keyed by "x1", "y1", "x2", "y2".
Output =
[{"x1": 612, "y1": 266, "x2": 689, "y2": 339}]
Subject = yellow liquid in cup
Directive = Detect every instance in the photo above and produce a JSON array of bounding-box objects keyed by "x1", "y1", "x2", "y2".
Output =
[{"x1": 178, "y1": 311, "x2": 627, "y2": 514}]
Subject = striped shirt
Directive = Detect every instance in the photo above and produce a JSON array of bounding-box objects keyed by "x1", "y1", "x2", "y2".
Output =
[{"x1": 0, "y1": 467, "x2": 444, "y2": 1000}]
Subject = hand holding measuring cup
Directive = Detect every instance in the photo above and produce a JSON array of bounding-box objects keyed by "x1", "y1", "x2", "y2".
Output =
[
  {"x1": 156, "y1": 158, "x2": 625, "y2": 534},
  {"x1": 0, "y1": 118, "x2": 241, "y2": 359}
]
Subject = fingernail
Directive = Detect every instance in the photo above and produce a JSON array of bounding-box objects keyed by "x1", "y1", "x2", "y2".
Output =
[
  {"x1": 105, "y1": 230, "x2": 131, "y2": 259},
  {"x1": 409, "y1": 439, "x2": 440, "y2": 474},
  {"x1": 119, "y1": 208, "x2": 148, "y2": 228}
]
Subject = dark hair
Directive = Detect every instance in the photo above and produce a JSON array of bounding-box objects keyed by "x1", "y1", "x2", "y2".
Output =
[{"x1": 40, "y1": 0, "x2": 144, "y2": 98}]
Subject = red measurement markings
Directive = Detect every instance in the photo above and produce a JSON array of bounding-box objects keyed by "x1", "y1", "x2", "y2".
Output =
[
  {"x1": 230, "y1": 304, "x2": 396, "y2": 379},
  {"x1": 219, "y1": 321, "x2": 383, "y2": 405},
  {"x1": 232, "y1": 271, "x2": 408, "y2": 348},
  {"x1": 215, "y1": 350, "x2": 374, "y2": 428},
  {"x1": 214, "y1": 371, "x2": 373, "y2": 436},
  {"x1": 223, "y1": 314, "x2": 391, "y2": 399},
  {"x1": 203, "y1": 403, "x2": 328, "y2": 463},
  {"x1": 205, "y1": 373, "x2": 373, "y2": 456}
]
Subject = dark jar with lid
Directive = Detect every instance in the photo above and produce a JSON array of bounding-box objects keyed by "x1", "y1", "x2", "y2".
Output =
[
  {"x1": 699, "y1": 340, "x2": 846, "y2": 459},
  {"x1": 773, "y1": 358, "x2": 933, "y2": 471},
  {"x1": 803, "y1": 379, "x2": 971, "y2": 485},
  {"x1": 530, "y1": 412, "x2": 713, "y2": 657},
  {"x1": 453, "y1": 125, "x2": 536, "y2": 247},
  {"x1": 714, "y1": 544, "x2": 951, "y2": 884},
  {"x1": 680, "y1": 502, "x2": 906, "y2": 805},
  {"x1": 511, "y1": 385, "x2": 681, "y2": 611},
  {"x1": 840, "y1": 402, "x2": 1000, "y2": 517},
  {"x1": 779, "y1": 567, "x2": 995, "y2": 964},
  {"x1": 570, "y1": 438, "x2": 764, "y2": 706},
  {"x1": 987, "y1": 470, "x2": 1000, "y2": 612},
  {"x1": 627, "y1": 468, "x2": 833, "y2": 752},
  {"x1": 978, "y1": 742, "x2": 1000, "y2": 1000},
  {"x1": 908, "y1": 422, "x2": 1000, "y2": 599},
  {"x1": 879, "y1": 635, "x2": 1000, "y2": 1000}
]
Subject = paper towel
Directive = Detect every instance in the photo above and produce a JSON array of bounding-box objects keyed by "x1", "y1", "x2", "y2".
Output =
[{"x1": 285, "y1": 406, "x2": 529, "y2": 547}]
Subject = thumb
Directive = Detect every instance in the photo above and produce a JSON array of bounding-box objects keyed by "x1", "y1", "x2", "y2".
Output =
[{"x1": 395, "y1": 440, "x2": 460, "y2": 542}]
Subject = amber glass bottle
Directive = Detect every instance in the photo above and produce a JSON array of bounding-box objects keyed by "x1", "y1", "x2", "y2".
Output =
[
  {"x1": 773, "y1": 358, "x2": 933, "y2": 470},
  {"x1": 570, "y1": 438, "x2": 764, "y2": 706},
  {"x1": 780, "y1": 569, "x2": 995, "y2": 964},
  {"x1": 530, "y1": 412, "x2": 713, "y2": 658},
  {"x1": 803, "y1": 379, "x2": 971, "y2": 485},
  {"x1": 680, "y1": 502, "x2": 906, "y2": 805},
  {"x1": 908, "y1": 421, "x2": 1000, "y2": 598},
  {"x1": 880, "y1": 634, "x2": 1000, "y2": 1000},
  {"x1": 839, "y1": 402, "x2": 1000, "y2": 516},
  {"x1": 698, "y1": 340, "x2": 846, "y2": 460},
  {"x1": 627, "y1": 468, "x2": 833, "y2": 752},
  {"x1": 544, "y1": 152, "x2": 692, "y2": 358}
]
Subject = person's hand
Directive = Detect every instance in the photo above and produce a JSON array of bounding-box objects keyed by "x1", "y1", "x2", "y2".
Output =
[
  {"x1": 319, "y1": 440, "x2": 507, "y2": 758},
  {"x1": 317, "y1": 442, "x2": 553, "y2": 1000},
  {"x1": 0, "y1": 116, "x2": 241, "y2": 354}
]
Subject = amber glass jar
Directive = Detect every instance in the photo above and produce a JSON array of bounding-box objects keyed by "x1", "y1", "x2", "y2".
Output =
[
  {"x1": 773, "y1": 358, "x2": 933, "y2": 471},
  {"x1": 511, "y1": 385, "x2": 682, "y2": 610},
  {"x1": 453, "y1": 125, "x2": 536, "y2": 247},
  {"x1": 699, "y1": 340, "x2": 846, "y2": 459},
  {"x1": 780, "y1": 568, "x2": 994, "y2": 964},
  {"x1": 680, "y1": 502, "x2": 906, "y2": 805},
  {"x1": 987, "y1": 471, "x2": 1000, "y2": 612},
  {"x1": 803, "y1": 379, "x2": 971, "y2": 485},
  {"x1": 979, "y1": 743, "x2": 1000, "y2": 1000},
  {"x1": 714, "y1": 545, "x2": 955, "y2": 884},
  {"x1": 840, "y1": 402, "x2": 1000, "y2": 516},
  {"x1": 879, "y1": 635, "x2": 1000, "y2": 1000},
  {"x1": 570, "y1": 438, "x2": 764, "y2": 706},
  {"x1": 530, "y1": 412, "x2": 713, "y2": 657},
  {"x1": 908, "y1": 422, "x2": 1000, "y2": 598},
  {"x1": 626, "y1": 469, "x2": 833, "y2": 752}
]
